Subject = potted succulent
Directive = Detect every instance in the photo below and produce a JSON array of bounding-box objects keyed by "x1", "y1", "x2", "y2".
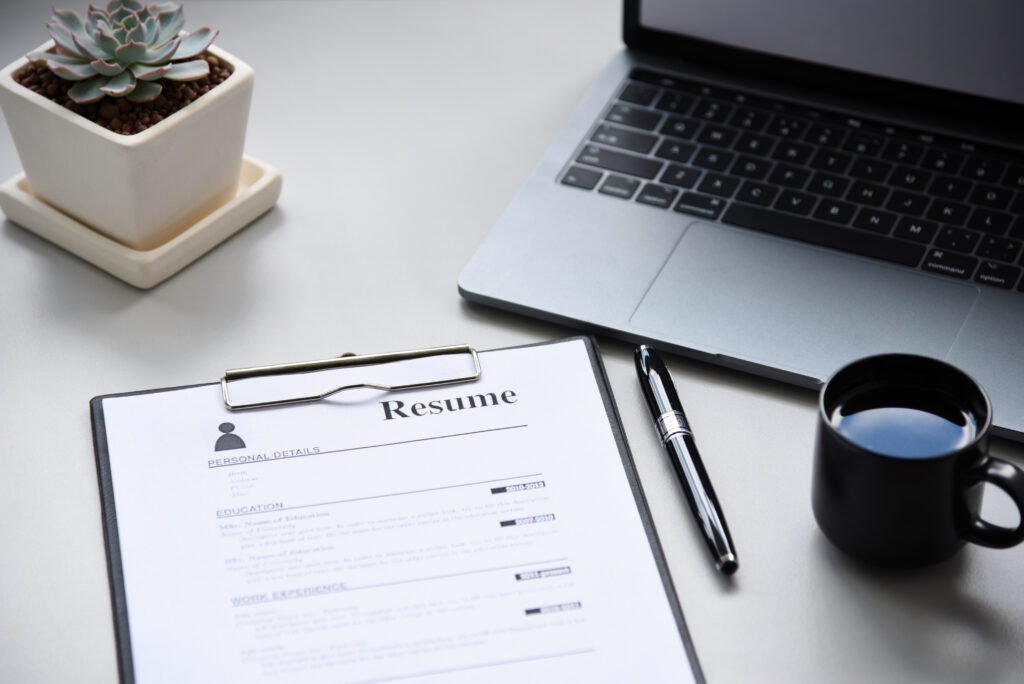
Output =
[{"x1": 0, "y1": 0, "x2": 281, "y2": 287}]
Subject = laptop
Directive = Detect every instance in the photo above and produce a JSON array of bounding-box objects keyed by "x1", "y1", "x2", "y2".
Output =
[{"x1": 459, "y1": 0, "x2": 1024, "y2": 441}]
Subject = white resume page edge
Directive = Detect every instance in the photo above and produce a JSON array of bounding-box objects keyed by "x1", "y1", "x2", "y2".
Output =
[{"x1": 99, "y1": 339, "x2": 697, "y2": 683}]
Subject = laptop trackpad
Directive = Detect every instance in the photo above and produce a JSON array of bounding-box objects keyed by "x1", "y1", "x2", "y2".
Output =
[{"x1": 630, "y1": 222, "x2": 978, "y2": 381}]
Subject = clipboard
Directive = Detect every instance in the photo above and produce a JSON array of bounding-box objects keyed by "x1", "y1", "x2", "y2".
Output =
[{"x1": 91, "y1": 336, "x2": 705, "y2": 684}]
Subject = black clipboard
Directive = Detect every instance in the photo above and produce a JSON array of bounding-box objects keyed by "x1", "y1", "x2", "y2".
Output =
[{"x1": 91, "y1": 336, "x2": 705, "y2": 683}]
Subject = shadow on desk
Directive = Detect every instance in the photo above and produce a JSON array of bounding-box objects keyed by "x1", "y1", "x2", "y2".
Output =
[
  {"x1": 814, "y1": 535, "x2": 1016, "y2": 683},
  {"x1": 2, "y1": 206, "x2": 283, "y2": 353}
]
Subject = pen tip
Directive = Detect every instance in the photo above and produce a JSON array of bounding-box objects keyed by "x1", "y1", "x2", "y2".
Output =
[{"x1": 719, "y1": 556, "x2": 739, "y2": 576}]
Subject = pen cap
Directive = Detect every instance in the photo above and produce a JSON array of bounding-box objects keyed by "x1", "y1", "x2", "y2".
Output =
[{"x1": 635, "y1": 346, "x2": 689, "y2": 425}]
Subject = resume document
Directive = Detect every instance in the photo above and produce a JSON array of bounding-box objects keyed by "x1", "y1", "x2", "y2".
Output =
[{"x1": 94, "y1": 338, "x2": 698, "y2": 683}]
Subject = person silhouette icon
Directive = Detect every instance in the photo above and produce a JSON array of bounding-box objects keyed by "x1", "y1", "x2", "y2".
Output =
[{"x1": 215, "y1": 423, "x2": 246, "y2": 451}]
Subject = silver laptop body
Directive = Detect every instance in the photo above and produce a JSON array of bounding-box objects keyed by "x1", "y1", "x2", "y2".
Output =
[{"x1": 460, "y1": 0, "x2": 1024, "y2": 440}]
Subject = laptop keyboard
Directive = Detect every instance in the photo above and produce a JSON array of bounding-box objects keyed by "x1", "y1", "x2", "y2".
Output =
[{"x1": 560, "y1": 69, "x2": 1024, "y2": 292}]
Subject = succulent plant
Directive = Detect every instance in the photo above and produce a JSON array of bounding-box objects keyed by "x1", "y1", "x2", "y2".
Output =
[{"x1": 26, "y1": 0, "x2": 218, "y2": 104}]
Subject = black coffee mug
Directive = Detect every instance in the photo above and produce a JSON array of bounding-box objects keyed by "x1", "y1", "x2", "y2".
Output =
[{"x1": 812, "y1": 354, "x2": 1024, "y2": 567}]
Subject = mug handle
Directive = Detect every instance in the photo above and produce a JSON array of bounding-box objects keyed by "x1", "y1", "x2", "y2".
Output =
[{"x1": 962, "y1": 458, "x2": 1024, "y2": 548}]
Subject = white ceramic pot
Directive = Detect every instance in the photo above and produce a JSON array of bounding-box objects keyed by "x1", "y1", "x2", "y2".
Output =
[{"x1": 0, "y1": 42, "x2": 253, "y2": 250}]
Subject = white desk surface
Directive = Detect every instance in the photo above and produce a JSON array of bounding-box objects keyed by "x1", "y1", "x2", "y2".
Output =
[{"x1": 2, "y1": 1, "x2": 1022, "y2": 682}]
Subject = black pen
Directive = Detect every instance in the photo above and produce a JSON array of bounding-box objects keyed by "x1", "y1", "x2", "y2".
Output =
[{"x1": 634, "y1": 345, "x2": 738, "y2": 575}]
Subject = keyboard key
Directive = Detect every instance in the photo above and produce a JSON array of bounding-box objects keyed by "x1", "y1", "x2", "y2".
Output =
[
  {"x1": 805, "y1": 123, "x2": 847, "y2": 148},
  {"x1": 769, "y1": 164, "x2": 810, "y2": 188},
  {"x1": 591, "y1": 124, "x2": 658, "y2": 154},
  {"x1": 894, "y1": 217, "x2": 938, "y2": 243},
  {"x1": 605, "y1": 104, "x2": 662, "y2": 131},
  {"x1": 731, "y1": 156, "x2": 773, "y2": 180},
  {"x1": 807, "y1": 172, "x2": 849, "y2": 197},
  {"x1": 654, "y1": 139, "x2": 698, "y2": 163},
  {"x1": 636, "y1": 183, "x2": 679, "y2": 209},
  {"x1": 1012, "y1": 217, "x2": 1024, "y2": 240},
  {"x1": 809, "y1": 150, "x2": 852, "y2": 173},
  {"x1": 775, "y1": 190, "x2": 817, "y2": 216},
  {"x1": 929, "y1": 175, "x2": 971, "y2": 200},
  {"x1": 843, "y1": 134, "x2": 884, "y2": 156},
  {"x1": 849, "y1": 158, "x2": 892, "y2": 182},
  {"x1": 889, "y1": 166, "x2": 931, "y2": 191},
  {"x1": 967, "y1": 208, "x2": 1012, "y2": 234},
  {"x1": 660, "y1": 116, "x2": 701, "y2": 139},
  {"x1": 698, "y1": 173, "x2": 740, "y2": 197},
  {"x1": 970, "y1": 184, "x2": 1013, "y2": 209},
  {"x1": 934, "y1": 226, "x2": 980, "y2": 253},
  {"x1": 691, "y1": 148, "x2": 735, "y2": 171},
  {"x1": 577, "y1": 145, "x2": 663, "y2": 179},
  {"x1": 922, "y1": 249, "x2": 977, "y2": 279},
  {"x1": 693, "y1": 99, "x2": 733, "y2": 122},
  {"x1": 660, "y1": 164, "x2": 701, "y2": 189},
  {"x1": 926, "y1": 199, "x2": 970, "y2": 225},
  {"x1": 619, "y1": 83, "x2": 659, "y2": 106},
  {"x1": 881, "y1": 140, "x2": 923, "y2": 164},
  {"x1": 813, "y1": 199, "x2": 857, "y2": 224},
  {"x1": 561, "y1": 165, "x2": 601, "y2": 190},
  {"x1": 974, "y1": 261, "x2": 1021, "y2": 289},
  {"x1": 696, "y1": 124, "x2": 738, "y2": 148},
  {"x1": 765, "y1": 117, "x2": 806, "y2": 138},
  {"x1": 771, "y1": 141, "x2": 813, "y2": 165},
  {"x1": 962, "y1": 157, "x2": 1005, "y2": 183},
  {"x1": 654, "y1": 89, "x2": 696, "y2": 114},
  {"x1": 599, "y1": 174, "x2": 642, "y2": 199},
  {"x1": 886, "y1": 190, "x2": 929, "y2": 216},
  {"x1": 722, "y1": 204, "x2": 926, "y2": 266},
  {"x1": 848, "y1": 181, "x2": 889, "y2": 206},
  {"x1": 853, "y1": 208, "x2": 898, "y2": 233},
  {"x1": 728, "y1": 108, "x2": 770, "y2": 131},
  {"x1": 976, "y1": 236, "x2": 1022, "y2": 263},
  {"x1": 922, "y1": 149, "x2": 964, "y2": 173},
  {"x1": 735, "y1": 132, "x2": 776, "y2": 156},
  {"x1": 1002, "y1": 165, "x2": 1024, "y2": 190},
  {"x1": 674, "y1": 192, "x2": 727, "y2": 219},
  {"x1": 736, "y1": 181, "x2": 779, "y2": 206}
]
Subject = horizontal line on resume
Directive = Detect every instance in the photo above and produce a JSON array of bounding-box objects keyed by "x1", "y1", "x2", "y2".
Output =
[
  {"x1": 208, "y1": 424, "x2": 529, "y2": 468},
  {"x1": 217, "y1": 471, "x2": 544, "y2": 518}
]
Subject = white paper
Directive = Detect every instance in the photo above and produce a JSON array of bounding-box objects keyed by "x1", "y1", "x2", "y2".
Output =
[{"x1": 100, "y1": 339, "x2": 697, "y2": 683}]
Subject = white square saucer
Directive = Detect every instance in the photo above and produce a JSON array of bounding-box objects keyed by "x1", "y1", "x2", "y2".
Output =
[{"x1": 0, "y1": 155, "x2": 282, "y2": 289}]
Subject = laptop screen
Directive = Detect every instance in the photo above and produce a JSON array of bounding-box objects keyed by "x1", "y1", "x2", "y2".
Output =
[{"x1": 639, "y1": 0, "x2": 1024, "y2": 106}]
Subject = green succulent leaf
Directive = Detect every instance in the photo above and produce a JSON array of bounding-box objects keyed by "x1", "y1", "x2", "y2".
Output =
[
  {"x1": 52, "y1": 61, "x2": 99, "y2": 81},
  {"x1": 124, "y1": 24, "x2": 147, "y2": 49},
  {"x1": 27, "y1": 51, "x2": 86, "y2": 68},
  {"x1": 126, "y1": 79, "x2": 162, "y2": 102},
  {"x1": 137, "y1": 37, "x2": 179, "y2": 65},
  {"x1": 86, "y1": 8, "x2": 105, "y2": 35},
  {"x1": 109, "y1": 5, "x2": 135, "y2": 25},
  {"x1": 154, "y1": 7, "x2": 185, "y2": 45},
  {"x1": 162, "y1": 59, "x2": 209, "y2": 82},
  {"x1": 72, "y1": 31, "x2": 113, "y2": 61},
  {"x1": 47, "y1": 23, "x2": 89, "y2": 59},
  {"x1": 129, "y1": 62, "x2": 171, "y2": 80},
  {"x1": 90, "y1": 58, "x2": 126, "y2": 77},
  {"x1": 67, "y1": 75, "x2": 107, "y2": 103},
  {"x1": 52, "y1": 9, "x2": 86, "y2": 35},
  {"x1": 170, "y1": 27, "x2": 217, "y2": 61},
  {"x1": 109, "y1": 0, "x2": 145, "y2": 12},
  {"x1": 100, "y1": 69, "x2": 136, "y2": 96},
  {"x1": 114, "y1": 40, "x2": 147, "y2": 63},
  {"x1": 90, "y1": 28, "x2": 120, "y2": 58},
  {"x1": 141, "y1": 16, "x2": 158, "y2": 44},
  {"x1": 149, "y1": 3, "x2": 179, "y2": 15}
]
